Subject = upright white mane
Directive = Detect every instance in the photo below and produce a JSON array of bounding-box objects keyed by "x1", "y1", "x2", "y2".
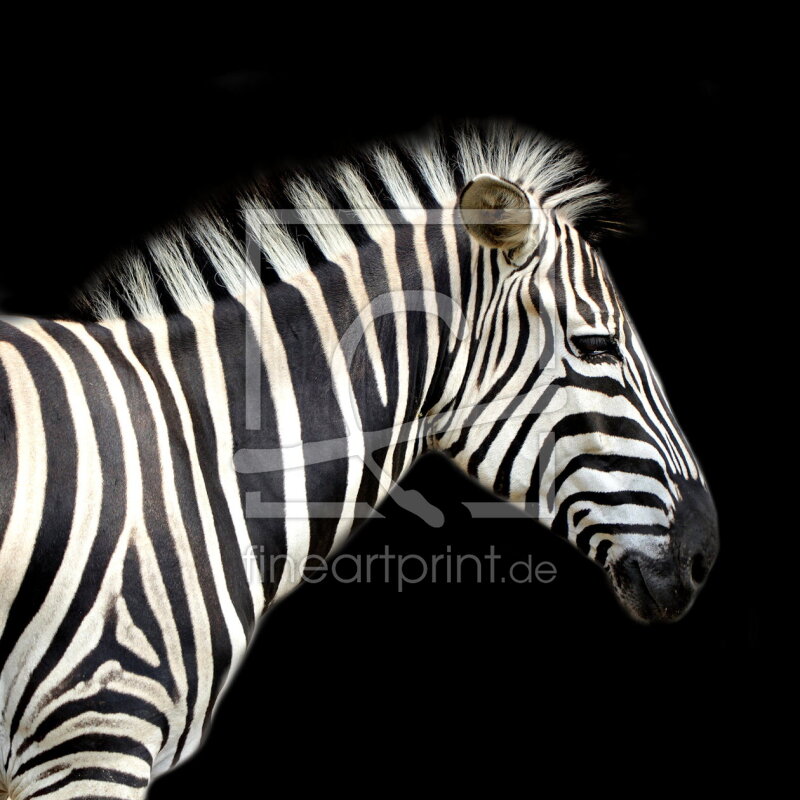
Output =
[{"x1": 78, "y1": 120, "x2": 615, "y2": 321}]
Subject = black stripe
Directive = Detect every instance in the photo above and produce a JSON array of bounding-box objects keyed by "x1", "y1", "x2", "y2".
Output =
[
  {"x1": 0, "y1": 352, "x2": 18, "y2": 548},
  {"x1": 27, "y1": 767, "x2": 149, "y2": 796},
  {"x1": 214, "y1": 299, "x2": 287, "y2": 603},
  {"x1": 166, "y1": 312, "x2": 255, "y2": 638},
  {"x1": 620, "y1": 317, "x2": 688, "y2": 472},
  {"x1": 595, "y1": 539, "x2": 613, "y2": 565},
  {"x1": 566, "y1": 232, "x2": 595, "y2": 325},
  {"x1": 575, "y1": 523, "x2": 669, "y2": 555},
  {"x1": 0, "y1": 322, "x2": 78, "y2": 690},
  {"x1": 266, "y1": 282, "x2": 349, "y2": 561},
  {"x1": 15, "y1": 734, "x2": 153, "y2": 777},
  {"x1": 581, "y1": 244, "x2": 609, "y2": 323},
  {"x1": 553, "y1": 453, "x2": 668, "y2": 496},
  {"x1": 414, "y1": 210, "x2": 453, "y2": 463}
]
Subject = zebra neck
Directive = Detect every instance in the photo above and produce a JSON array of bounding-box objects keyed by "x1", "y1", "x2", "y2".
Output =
[{"x1": 207, "y1": 260, "x2": 451, "y2": 600}]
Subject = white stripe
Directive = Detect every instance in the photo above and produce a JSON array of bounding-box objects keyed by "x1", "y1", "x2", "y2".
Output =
[
  {"x1": 237, "y1": 284, "x2": 310, "y2": 603},
  {"x1": 186, "y1": 305, "x2": 266, "y2": 617},
  {"x1": 0, "y1": 344, "x2": 47, "y2": 638}
]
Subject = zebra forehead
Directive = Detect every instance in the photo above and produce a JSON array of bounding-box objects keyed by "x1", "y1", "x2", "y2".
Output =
[{"x1": 77, "y1": 120, "x2": 621, "y2": 323}]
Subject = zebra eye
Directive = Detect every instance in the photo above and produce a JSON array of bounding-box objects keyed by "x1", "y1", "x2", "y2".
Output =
[{"x1": 571, "y1": 334, "x2": 619, "y2": 361}]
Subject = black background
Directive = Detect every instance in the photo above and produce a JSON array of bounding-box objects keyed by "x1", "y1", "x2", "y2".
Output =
[{"x1": 6, "y1": 34, "x2": 771, "y2": 795}]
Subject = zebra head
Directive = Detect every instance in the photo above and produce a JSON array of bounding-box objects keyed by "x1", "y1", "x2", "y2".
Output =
[{"x1": 435, "y1": 173, "x2": 719, "y2": 622}]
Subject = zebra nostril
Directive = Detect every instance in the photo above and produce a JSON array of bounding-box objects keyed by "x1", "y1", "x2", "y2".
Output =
[{"x1": 690, "y1": 553, "x2": 708, "y2": 585}]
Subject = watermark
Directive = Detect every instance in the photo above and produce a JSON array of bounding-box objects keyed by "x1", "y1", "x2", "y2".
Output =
[
  {"x1": 231, "y1": 205, "x2": 571, "y2": 526},
  {"x1": 243, "y1": 544, "x2": 557, "y2": 592}
]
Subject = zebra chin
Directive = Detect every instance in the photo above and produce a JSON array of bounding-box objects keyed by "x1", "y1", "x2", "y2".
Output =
[{"x1": 604, "y1": 477, "x2": 720, "y2": 623}]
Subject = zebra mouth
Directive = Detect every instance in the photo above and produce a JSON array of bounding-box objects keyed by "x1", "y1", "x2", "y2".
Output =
[
  {"x1": 630, "y1": 562, "x2": 666, "y2": 621},
  {"x1": 611, "y1": 555, "x2": 693, "y2": 624}
]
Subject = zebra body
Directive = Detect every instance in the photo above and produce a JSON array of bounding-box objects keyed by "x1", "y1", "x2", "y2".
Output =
[{"x1": 0, "y1": 121, "x2": 718, "y2": 798}]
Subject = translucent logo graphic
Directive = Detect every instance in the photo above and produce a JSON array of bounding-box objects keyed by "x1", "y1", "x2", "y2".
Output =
[{"x1": 232, "y1": 206, "x2": 566, "y2": 525}]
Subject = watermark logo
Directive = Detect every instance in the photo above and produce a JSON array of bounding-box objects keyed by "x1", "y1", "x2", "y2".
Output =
[{"x1": 231, "y1": 205, "x2": 567, "y2": 526}]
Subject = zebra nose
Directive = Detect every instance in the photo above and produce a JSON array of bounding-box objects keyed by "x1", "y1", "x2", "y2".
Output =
[
  {"x1": 682, "y1": 518, "x2": 719, "y2": 587},
  {"x1": 671, "y1": 476, "x2": 719, "y2": 589},
  {"x1": 690, "y1": 552, "x2": 710, "y2": 585}
]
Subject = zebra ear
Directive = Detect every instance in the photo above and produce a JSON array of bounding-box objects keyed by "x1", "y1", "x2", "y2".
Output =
[{"x1": 459, "y1": 174, "x2": 532, "y2": 253}]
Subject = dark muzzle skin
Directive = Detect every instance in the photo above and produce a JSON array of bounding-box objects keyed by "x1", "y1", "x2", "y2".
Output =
[{"x1": 611, "y1": 477, "x2": 720, "y2": 623}]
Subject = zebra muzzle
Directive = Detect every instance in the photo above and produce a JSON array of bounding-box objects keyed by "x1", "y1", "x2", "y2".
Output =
[{"x1": 611, "y1": 477, "x2": 719, "y2": 622}]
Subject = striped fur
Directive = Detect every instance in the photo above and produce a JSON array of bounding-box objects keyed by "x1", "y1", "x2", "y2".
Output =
[{"x1": 0, "y1": 120, "x2": 717, "y2": 798}]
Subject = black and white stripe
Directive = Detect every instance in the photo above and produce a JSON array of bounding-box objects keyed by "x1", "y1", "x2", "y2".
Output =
[{"x1": 0, "y1": 120, "x2": 718, "y2": 798}]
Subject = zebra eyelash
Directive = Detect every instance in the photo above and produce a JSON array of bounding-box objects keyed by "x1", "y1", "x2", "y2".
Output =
[{"x1": 570, "y1": 334, "x2": 621, "y2": 363}]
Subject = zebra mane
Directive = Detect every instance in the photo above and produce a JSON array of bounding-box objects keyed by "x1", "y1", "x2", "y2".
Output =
[{"x1": 77, "y1": 119, "x2": 618, "y2": 321}]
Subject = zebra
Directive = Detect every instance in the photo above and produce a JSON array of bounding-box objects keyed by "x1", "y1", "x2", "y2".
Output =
[{"x1": 0, "y1": 119, "x2": 718, "y2": 798}]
